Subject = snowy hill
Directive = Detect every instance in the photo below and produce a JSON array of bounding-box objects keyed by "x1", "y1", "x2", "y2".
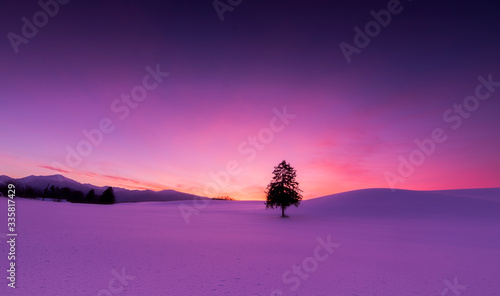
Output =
[
  {"x1": 16, "y1": 174, "x2": 103, "y2": 193},
  {"x1": 296, "y1": 188, "x2": 500, "y2": 220},
  {"x1": 0, "y1": 175, "x2": 14, "y2": 184},
  {"x1": 1, "y1": 187, "x2": 498, "y2": 295}
]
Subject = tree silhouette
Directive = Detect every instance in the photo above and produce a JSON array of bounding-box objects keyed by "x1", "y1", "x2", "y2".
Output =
[
  {"x1": 65, "y1": 188, "x2": 84, "y2": 203},
  {"x1": 71, "y1": 190, "x2": 84, "y2": 202},
  {"x1": 61, "y1": 187, "x2": 71, "y2": 199},
  {"x1": 99, "y1": 187, "x2": 116, "y2": 204},
  {"x1": 265, "y1": 160, "x2": 303, "y2": 217},
  {"x1": 85, "y1": 189, "x2": 97, "y2": 203},
  {"x1": 43, "y1": 184, "x2": 49, "y2": 201},
  {"x1": 48, "y1": 185, "x2": 63, "y2": 202}
]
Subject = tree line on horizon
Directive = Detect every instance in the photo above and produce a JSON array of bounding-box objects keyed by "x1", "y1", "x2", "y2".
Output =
[{"x1": 0, "y1": 182, "x2": 116, "y2": 204}]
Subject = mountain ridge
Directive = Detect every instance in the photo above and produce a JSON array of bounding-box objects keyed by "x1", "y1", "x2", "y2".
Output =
[{"x1": 0, "y1": 174, "x2": 208, "y2": 203}]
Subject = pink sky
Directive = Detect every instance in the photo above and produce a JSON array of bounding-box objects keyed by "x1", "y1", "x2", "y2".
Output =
[{"x1": 1, "y1": 1, "x2": 499, "y2": 200}]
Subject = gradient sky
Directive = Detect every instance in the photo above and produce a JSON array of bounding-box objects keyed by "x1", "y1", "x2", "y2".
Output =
[{"x1": 1, "y1": 0, "x2": 499, "y2": 200}]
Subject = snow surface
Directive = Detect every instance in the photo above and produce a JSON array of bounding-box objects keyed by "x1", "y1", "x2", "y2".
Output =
[{"x1": 1, "y1": 188, "x2": 499, "y2": 295}]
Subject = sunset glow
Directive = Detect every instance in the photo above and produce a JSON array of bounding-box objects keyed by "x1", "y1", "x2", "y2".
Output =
[{"x1": 1, "y1": 1, "x2": 499, "y2": 200}]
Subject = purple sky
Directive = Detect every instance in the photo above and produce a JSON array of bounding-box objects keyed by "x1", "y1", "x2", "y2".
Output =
[{"x1": 1, "y1": 0, "x2": 499, "y2": 200}]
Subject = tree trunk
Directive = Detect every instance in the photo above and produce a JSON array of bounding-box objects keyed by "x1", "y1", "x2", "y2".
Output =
[{"x1": 282, "y1": 207, "x2": 285, "y2": 217}]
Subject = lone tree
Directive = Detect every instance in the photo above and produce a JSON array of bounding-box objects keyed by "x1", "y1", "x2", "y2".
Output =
[
  {"x1": 265, "y1": 160, "x2": 303, "y2": 217},
  {"x1": 99, "y1": 187, "x2": 116, "y2": 204}
]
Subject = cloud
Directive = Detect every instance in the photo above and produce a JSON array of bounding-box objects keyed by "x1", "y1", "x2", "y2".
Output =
[
  {"x1": 38, "y1": 165, "x2": 71, "y2": 174},
  {"x1": 96, "y1": 174, "x2": 171, "y2": 191}
]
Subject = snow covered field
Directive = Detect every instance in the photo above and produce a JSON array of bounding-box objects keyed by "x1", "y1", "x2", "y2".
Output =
[{"x1": 1, "y1": 188, "x2": 499, "y2": 296}]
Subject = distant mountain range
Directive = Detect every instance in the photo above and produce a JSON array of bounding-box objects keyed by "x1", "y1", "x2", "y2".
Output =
[{"x1": 0, "y1": 174, "x2": 208, "y2": 203}]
